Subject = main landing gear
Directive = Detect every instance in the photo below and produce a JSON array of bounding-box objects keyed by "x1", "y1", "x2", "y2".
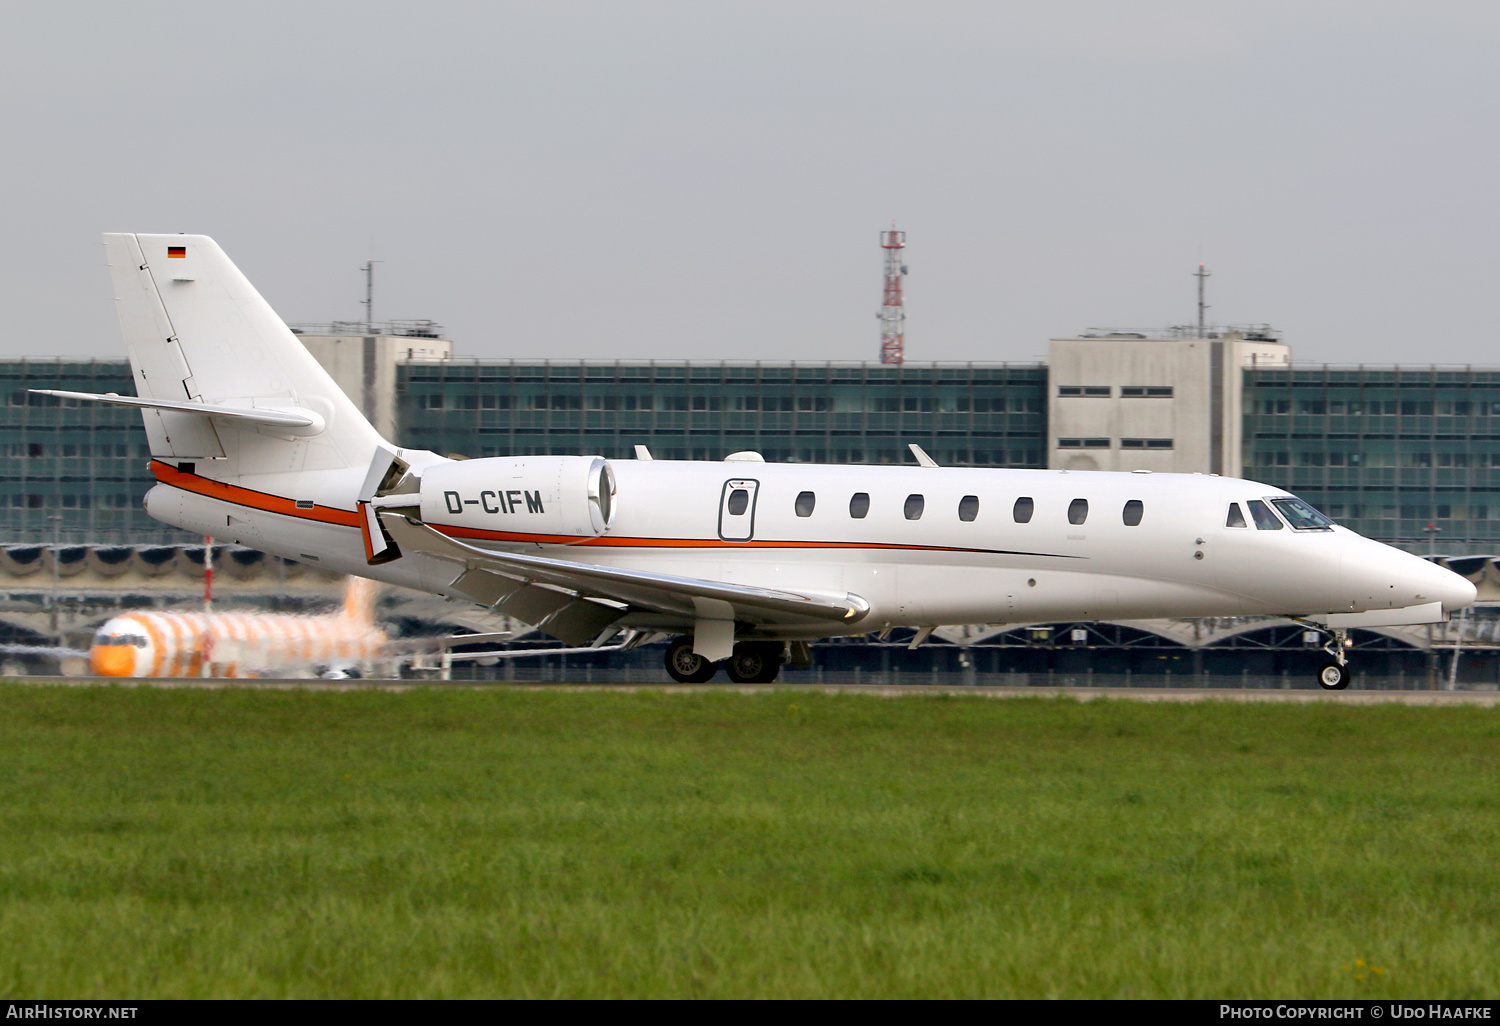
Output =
[{"x1": 664, "y1": 638, "x2": 785, "y2": 684}]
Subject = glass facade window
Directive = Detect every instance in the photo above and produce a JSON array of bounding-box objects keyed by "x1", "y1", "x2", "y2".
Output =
[
  {"x1": 0, "y1": 359, "x2": 178, "y2": 543},
  {"x1": 397, "y1": 360, "x2": 1049, "y2": 471},
  {"x1": 1242, "y1": 365, "x2": 1500, "y2": 553}
]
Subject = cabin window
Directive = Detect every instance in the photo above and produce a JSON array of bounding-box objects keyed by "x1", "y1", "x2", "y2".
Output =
[
  {"x1": 1246, "y1": 499, "x2": 1284, "y2": 530},
  {"x1": 849, "y1": 492, "x2": 870, "y2": 518},
  {"x1": 958, "y1": 495, "x2": 979, "y2": 522},
  {"x1": 727, "y1": 488, "x2": 750, "y2": 516},
  {"x1": 904, "y1": 494, "x2": 925, "y2": 520},
  {"x1": 1068, "y1": 498, "x2": 1089, "y2": 525},
  {"x1": 795, "y1": 491, "x2": 816, "y2": 517},
  {"x1": 1013, "y1": 497, "x2": 1034, "y2": 523},
  {"x1": 1226, "y1": 503, "x2": 1247, "y2": 528},
  {"x1": 1271, "y1": 496, "x2": 1335, "y2": 531},
  {"x1": 1122, "y1": 499, "x2": 1143, "y2": 527}
]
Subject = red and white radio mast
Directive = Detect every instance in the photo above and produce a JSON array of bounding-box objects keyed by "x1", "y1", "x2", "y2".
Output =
[{"x1": 878, "y1": 225, "x2": 907, "y2": 365}]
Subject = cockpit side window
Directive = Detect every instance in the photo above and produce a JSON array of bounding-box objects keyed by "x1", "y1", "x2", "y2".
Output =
[
  {"x1": 1271, "y1": 496, "x2": 1335, "y2": 531},
  {"x1": 1246, "y1": 499, "x2": 1284, "y2": 531},
  {"x1": 1226, "y1": 503, "x2": 1247, "y2": 528}
]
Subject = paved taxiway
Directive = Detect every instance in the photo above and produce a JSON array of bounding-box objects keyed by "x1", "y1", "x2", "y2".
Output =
[{"x1": 7, "y1": 677, "x2": 1500, "y2": 704}]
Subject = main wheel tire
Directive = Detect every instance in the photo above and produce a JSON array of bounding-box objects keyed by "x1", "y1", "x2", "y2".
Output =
[
  {"x1": 1317, "y1": 661, "x2": 1349, "y2": 691},
  {"x1": 725, "y1": 641, "x2": 784, "y2": 684},
  {"x1": 665, "y1": 637, "x2": 718, "y2": 683}
]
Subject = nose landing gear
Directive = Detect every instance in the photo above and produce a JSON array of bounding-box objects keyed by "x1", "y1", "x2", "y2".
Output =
[{"x1": 1303, "y1": 624, "x2": 1351, "y2": 691}]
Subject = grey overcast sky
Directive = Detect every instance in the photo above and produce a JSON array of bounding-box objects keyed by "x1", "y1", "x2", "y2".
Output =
[{"x1": 2, "y1": 1, "x2": 1497, "y2": 365}]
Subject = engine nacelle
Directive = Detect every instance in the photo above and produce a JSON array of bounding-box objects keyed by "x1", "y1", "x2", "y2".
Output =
[{"x1": 417, "y1": 456, "x2": 616, "y2": 542}]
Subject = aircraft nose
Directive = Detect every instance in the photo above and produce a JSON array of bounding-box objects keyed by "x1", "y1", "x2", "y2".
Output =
[
  {"x1": 90, "y1": 645, "x2": 136, "y2": 677},
  {"x1": 1413, "y1": 557, "x2": 1478, "y2": 613}
]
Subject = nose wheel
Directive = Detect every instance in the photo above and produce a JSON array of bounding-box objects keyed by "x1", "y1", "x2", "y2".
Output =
[{"x1": 1316, "y1": 661, "x2": 1348, "y2": 690}]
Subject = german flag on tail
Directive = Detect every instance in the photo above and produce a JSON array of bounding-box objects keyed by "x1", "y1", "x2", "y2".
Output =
[{"x1": 167, "y1": 246, "x2": 186, "y2": 258}]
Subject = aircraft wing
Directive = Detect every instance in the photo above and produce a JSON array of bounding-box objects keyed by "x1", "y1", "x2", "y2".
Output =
[{"x1": 378, "y1": 512, "x2": 870, "y2": 645}]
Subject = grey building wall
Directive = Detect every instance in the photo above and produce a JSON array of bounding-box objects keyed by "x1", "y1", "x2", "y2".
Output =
[{"x1": 1049, "y1": 330, "x2": 1289, "y2": 476}]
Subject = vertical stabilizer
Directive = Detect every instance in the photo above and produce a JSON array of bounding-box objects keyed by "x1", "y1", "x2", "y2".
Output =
[{"x1": 103, "y1": 234, "x2": 384, "y2": 469}]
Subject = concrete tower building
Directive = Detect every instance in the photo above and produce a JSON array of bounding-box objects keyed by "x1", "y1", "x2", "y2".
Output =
[{"x1": 1048, "y1": 326, "x2": 1289, "y2": 477}]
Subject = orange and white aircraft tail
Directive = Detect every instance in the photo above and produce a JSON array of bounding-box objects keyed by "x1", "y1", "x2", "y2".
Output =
[{"x1": 90, "y1": 577, "x2": 387, "y2": 678}]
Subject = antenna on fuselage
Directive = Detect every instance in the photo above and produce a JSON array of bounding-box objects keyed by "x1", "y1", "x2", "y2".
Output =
[{"x1": 908, "y1": 443, "x2": 939, "y2": 468}]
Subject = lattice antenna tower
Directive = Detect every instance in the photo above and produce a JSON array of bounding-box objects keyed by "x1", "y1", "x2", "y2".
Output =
[{"x1": 878, "y1": 225, "x2": 908, "y2": 364}]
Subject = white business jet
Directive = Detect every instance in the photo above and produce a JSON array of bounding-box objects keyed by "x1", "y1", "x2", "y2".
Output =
[{"x1": 36, "y1": 235, "x2": 1476, "y2": 689}]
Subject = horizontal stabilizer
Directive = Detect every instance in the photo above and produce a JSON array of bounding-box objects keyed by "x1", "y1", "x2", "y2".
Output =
[{"x1": 28, "y1": 389, "x2": 323, "y2": 430}]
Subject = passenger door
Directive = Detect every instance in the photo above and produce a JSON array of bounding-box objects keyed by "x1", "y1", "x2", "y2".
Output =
[{"x1": 718, "y1": 479, "x2": 759, "y2": 542}]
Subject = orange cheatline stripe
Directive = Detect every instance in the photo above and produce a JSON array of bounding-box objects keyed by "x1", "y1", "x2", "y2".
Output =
[
  {"x1": 151, "y1": 461, "x2": 361, "y2": 528},
  {"x1": 153, "y1": 461, "x2": 1071, "y2": 558}
]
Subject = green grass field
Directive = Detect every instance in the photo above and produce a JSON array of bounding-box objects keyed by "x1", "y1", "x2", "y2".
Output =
[{"x1": 0, "y1": 684, "x2": 1496, "y2": 998}]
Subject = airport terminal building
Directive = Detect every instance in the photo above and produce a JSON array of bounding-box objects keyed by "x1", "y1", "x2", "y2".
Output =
[{"x1": 6, "y1": 322, "x2": 1500, "y2": 557}]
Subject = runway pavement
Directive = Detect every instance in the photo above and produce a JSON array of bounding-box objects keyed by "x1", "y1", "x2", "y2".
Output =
[{"x1": 6, "y1": 677, "x2": 1500, "y2": 704}]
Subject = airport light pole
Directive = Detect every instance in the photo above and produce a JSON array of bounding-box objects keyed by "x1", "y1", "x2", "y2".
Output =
[
  {"x1": 48, "y1": 513, "x2": 61, "y2": 641},
  {"x1": 1423, "y1": 522, "x2": 1442, "y2": 688}
]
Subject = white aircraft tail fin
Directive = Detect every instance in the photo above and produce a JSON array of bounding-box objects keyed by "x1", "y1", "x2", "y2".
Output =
[{"x1": 102, "y1": 234, "x2": 383, "y2": 467}]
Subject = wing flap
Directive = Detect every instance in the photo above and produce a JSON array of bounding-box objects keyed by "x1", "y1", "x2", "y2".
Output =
[
  {"x1": 542, "y1": 599, "x2": 626, "y2": 646},
  {"x1": 378, "y1": 511, "x2": 869, "y2": 628}
]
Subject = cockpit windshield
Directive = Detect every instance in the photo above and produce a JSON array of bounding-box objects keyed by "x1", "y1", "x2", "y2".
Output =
[
  {"x1": 94, "y1": 634, "x2": 148, "y2": 648},
  {"x1": 1270, "y1": 496, "x2": 1335, "y2": 531}
]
